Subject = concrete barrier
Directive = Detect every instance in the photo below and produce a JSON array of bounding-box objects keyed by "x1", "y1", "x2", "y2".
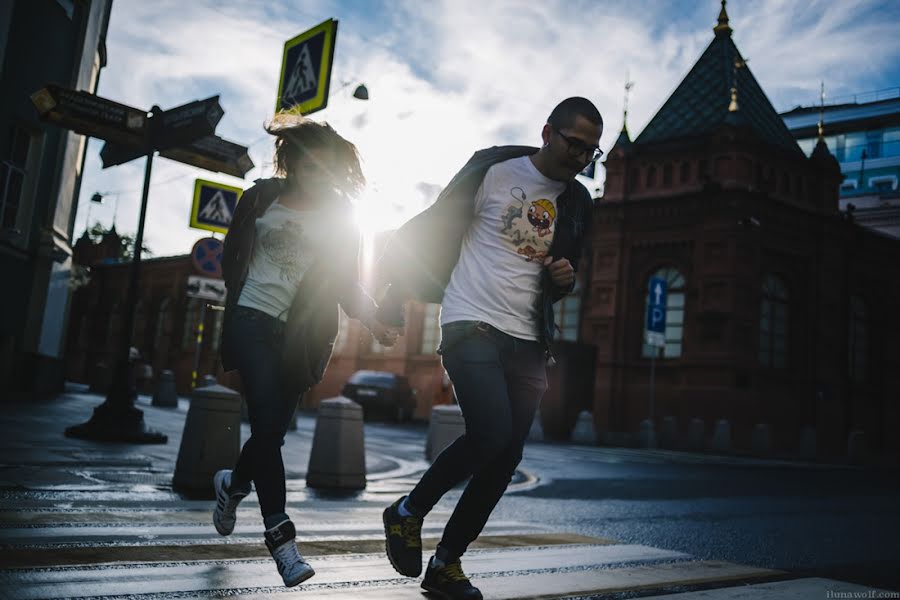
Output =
[
  {"x1": 712, "y1": 419, "x2": 732, "y2": 453},
  {"x1": 660, "y1": 417, "x2": 678, "y2": 449},
  {"x1": 637, "y1": 419, "x2": 657, "y2": 448},
  {"x1": 571, "y1": 411, "x2": 597, "y2": 445},
  {"x1": 751, "y1": 423, "x2": 771, "y2": 455},
  {"x1": 426, "y1": 404, "x2": 466, "y2": 461},
  {"x1": 687, "y1": 418, "x2": 705, "y2": 451},
  {"x1": 799, "y1": 426, "x2": 817, "y2": 459},
  {"x1": 847, "y1": 429, "x2": 867, "y2": 465},
  {"x1": 201, "y1": 374, "x2": 217, "y2": 387},
  {"x1": 172, "y1": 383, "x2": 242, "y2": 491},
  {"x1": 306, "y1": 396, "x2": 366, "y2": 490},
  {"x1": 152, "y1": 369, "x2": 178, "y2": 408}
]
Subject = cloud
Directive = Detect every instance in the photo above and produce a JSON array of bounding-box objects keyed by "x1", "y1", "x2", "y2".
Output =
[{"x1": 75, "y1": 0, "x2": 900, "y2": 257}]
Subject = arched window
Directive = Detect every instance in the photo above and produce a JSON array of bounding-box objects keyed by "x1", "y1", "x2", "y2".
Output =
[
  {"x1": 182, "y1": 297, "x2": 201, "y2": 350},
  {"x1": 662, "y1": 163, "x2": 673, "y2": 187},
  {"x1": 848, "y1": 296, "x2": 868, "y2": 383},
  {"x1": 210, "y1": 308, "x2": 225, "y2": 352},
  {"x1": 420, "y1": 303, "x2": 441, "y2": 354},
  {"x1": 334, "y1": 313, "x2": 350, "y2": 353},
  {"x1": 153, "y1": 298, "x2": 170, "y2": 357},
  {"x1": 554, "y1": 278, "x2": 582, "y2": 342},
  {"x1": 759, "y1": 275, "x2": 788, "y2": 368},
  {"x1": 646, "y1": 165, "x2": 657, "y2": 188},
  {"x1": 680, "y1": 161, "x2": 691, "y2": 183},
  {"x1": 642, "y1": 268, "x2": 685, "y2": 359}
]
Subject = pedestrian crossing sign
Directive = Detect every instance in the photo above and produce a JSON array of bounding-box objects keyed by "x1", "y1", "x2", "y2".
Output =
[
  {"x1": 276, "y1": 19, "x2": 338, "y2": 116},
  {"x1": 190, "y1": 178, "x2": 243, "y2": 235}
]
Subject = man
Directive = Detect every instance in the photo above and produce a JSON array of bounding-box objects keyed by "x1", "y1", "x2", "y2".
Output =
[{"x1": 375, "y1": 97, "x2": 603, "y2": 599}]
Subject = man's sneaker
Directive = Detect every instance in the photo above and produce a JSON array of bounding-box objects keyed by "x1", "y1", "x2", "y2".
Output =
[
  {"x1": 421, "y1": 557, "x2": 483, "y2": 600},
  {"x1": 382, "y1": 496, "x2": 423, "y2": 577},
  {"x1": 212, "y1": 469, "x2": 249, "y2": 536},
  {"x1": 264, "y1": 519, "x2": 315, "y2": 587}
]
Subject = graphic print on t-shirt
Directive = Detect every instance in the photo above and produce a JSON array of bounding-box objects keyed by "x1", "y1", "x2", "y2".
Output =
[
  {"x1": 259, "y1": 220, "x2": 312, "y2": 283},
  {"x1": 499, "y1": 186, "x2": 556, "y2": 262}
]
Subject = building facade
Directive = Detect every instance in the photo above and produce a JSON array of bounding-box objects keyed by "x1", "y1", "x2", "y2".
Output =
[
  {"x1": 586, "y1": 6, "x2": 900, "y2": 460},
  {"x1": 0, "y1": 0, "x2": 113, "y2": 400},
  {"x1": 781, "y1": 93, "x2": 900, "y2": 238}
]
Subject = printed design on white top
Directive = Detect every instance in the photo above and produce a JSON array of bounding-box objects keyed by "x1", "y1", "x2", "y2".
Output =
[
  {"x1": 500, "y1": 186, "x2": 556, "y2": 263},
  {"x1": 259, "y1": 220, "x2": 312, "y2": 284}
]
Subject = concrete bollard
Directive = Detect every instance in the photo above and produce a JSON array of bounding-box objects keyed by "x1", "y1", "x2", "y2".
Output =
[
  {"x1": 799, "y1": 426, "x2": 817, "y2": 460},
  {"x1": 712, "y1": 419, "x2": 732, "y2": 453},
  {"x1": 751, "y1": 423, "x2": 771, "y2": 455},
  {"x1": 660, "y1": 417, "x2": 678, "y2": 449},
  {"x1": 527, "y1": 410, "x2": 544, "y2": 442},
  {"x1": 152, "y1": 369, "x2": 178, "y2": 408},
  {"x1": 306, "y1": 396, "x2": 366, "y2": 490},
  {"x1": 173, "y1": 384, "x2": 243, "y2": 491},
  {"x1": 687, "y1": 418, "x2": 705, "y2": 451},
  {"x1": 638, "y1": 419, "x2": 658, "y2": 448},
  {"x1": 571, "y1": 411, "x2": 597, "y2": 445},
  {"x1": 426, "y1": 404, "x2": 466, "y2": 461},
  {"x1": 847, "y1": 429, "x2": 868, "y2": 465}
]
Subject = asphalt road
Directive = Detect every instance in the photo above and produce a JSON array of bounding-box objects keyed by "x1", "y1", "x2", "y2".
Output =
[{"x1": 488, "y1": 441, "x2": 900, "y2": 593}]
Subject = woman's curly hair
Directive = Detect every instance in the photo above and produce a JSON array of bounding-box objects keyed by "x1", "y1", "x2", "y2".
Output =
[{"x1": 265, "y1": 112, "x2": 366, "y2": 199}]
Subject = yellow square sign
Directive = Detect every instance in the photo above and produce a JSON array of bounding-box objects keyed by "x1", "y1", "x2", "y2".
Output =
[
  {"x1": 190, "y1": 178, "x2": 243, "y2": 235},
  {"x1": 275, "y1": 19, "x2": 338, "y2": 116}
]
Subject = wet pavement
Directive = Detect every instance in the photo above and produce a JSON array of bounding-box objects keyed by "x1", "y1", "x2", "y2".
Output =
[{"x1": 0, "y1": 385, "x2": 897, "y2": 599}]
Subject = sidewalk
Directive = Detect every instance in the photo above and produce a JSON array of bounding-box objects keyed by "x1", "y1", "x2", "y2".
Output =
[{"x1": 1, "y1": 387, "x2": 896, "y2": 599}]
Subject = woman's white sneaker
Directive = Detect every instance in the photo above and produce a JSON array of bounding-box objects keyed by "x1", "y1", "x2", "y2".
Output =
[
  {"x1": 264, "y1": 519, "x2": 315, "y2": 587},
  {"x1": 212, "y1": 469, "x2": 249, "y2": 536}
]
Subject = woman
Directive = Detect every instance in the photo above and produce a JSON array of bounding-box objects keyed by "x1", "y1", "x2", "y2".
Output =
[{"x1": 216, "y1": 113, "x2": 397, "y2": 587}]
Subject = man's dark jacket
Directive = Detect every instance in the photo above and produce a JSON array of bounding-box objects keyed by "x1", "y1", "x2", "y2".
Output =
[
  {"x1": 220, "y1": 178, "x2": 376, "y2": 394},
  {"x1": 375, "y1": 145, "x2": 593, "y2": 354}
]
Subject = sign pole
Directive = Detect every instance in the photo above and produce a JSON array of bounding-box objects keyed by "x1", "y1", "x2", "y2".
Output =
[
  {"x1": 649, "y1": 347, "x2": 656, "y2": 421},
  {"x1": 66, "y1": 110, "x2": 167, "y2": 443},
  {"x1": 191, "y1": 303, "x2": 207, "y2": 389}
]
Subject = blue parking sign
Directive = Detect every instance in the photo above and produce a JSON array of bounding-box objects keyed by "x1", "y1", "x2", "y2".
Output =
[{"x1": 645, "y1": 276, "x2": 667, "y2": 347}]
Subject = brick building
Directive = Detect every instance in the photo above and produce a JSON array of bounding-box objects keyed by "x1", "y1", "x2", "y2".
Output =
[{"x1": 584, "y1": 5, "x2": 900, "y2": 460}]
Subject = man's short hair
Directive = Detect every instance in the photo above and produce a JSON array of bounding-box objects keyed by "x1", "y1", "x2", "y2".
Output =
[{"x1": 547, "y1": 97, "x2": 603, "y2": 130}]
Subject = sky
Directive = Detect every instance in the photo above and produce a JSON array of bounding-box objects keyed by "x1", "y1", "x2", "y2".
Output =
[{"x1": 74, "y1": 0, "x2": 900, "y2": 257}]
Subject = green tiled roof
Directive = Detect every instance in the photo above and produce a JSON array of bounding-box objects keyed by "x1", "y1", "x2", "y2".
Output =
[{"x1": 634, "y1": 29, "x2": 804, "y2": 157}]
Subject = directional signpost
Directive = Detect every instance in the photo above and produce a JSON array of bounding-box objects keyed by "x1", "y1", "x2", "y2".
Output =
[
  {"x1": 30, "y1": 85, "x2": 149, "y2": 147},
  {"x1": 31, "y1": 84, "x2": 251, "y2": 444},
  {"x1": 645, "y1": 276, "x2": 668, "y2": 423},
  {"x1": 276, "y1": 19, "x2": 338, "y2": 115},
  {"x1": 190, "y1": 179, "x2": 242, "y2": 235}
]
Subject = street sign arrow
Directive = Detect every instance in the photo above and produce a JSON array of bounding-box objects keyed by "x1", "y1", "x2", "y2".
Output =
[
  {"x1": 100, "y1": 134, "x2": 253, "y2": 177},
  {"x1": 30, "y1": 85, "x2": 148, "y2": 147},
  {"x1": 159, "y1": 135, "x2": 254, "y2": 178},
  {"x1": 153, "y1": 95, "x2": 223, "y2": 151}
]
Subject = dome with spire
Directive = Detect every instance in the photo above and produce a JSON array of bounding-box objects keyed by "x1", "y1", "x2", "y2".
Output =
[{"x1": 633, "y1": 0, "x2": 804, "y2": 157}]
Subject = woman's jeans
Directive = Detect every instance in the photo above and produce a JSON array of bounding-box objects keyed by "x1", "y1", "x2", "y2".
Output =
[
  {"x1": 407, "y1": 320, "x2": 548, "y2": 560},
  {"x1": 225, "y1": 305, "x2": 301, "y2": 519}
]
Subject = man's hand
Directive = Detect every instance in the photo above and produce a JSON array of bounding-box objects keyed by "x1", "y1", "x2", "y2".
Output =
[
  {"x1": 371, "y1": 320, "x2": 404, "y2": 347},
  {"x1": 543, "y1": 256, "x2": 575, "y2": 288}
]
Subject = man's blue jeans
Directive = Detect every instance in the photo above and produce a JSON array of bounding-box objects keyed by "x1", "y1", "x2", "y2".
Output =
[
  {"x1": 407, "y1": 320, "x2": 548, "y2": 560},
  {"x1": 225, "y1": 305, "x2": 300, "y2": 519}
]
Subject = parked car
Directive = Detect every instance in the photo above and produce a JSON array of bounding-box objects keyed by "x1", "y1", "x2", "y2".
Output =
[{"x1": 341, "y1": 370, "x2": 416, "y2": 422}]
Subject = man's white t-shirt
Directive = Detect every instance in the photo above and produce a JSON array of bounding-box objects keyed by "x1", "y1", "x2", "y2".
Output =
[
  {"x1": 440, "y1": 155, "x2": 565, "y2": 340},
  {"x1": 237, "y1": 201, "x2": 328, "y2": 321}
]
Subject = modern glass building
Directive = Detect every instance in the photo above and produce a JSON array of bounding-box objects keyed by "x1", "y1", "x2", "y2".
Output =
[{"x1": 781, "y1": 91, "x2": 900, "y2": 238}]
